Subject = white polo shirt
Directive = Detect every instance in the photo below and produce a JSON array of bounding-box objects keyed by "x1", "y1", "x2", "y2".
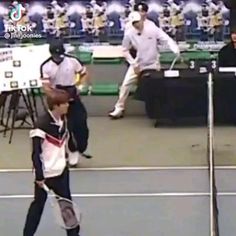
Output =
[
  {"x1": 40, "y1": 55, "x2": 86, "y2": 87},
  {"x1": 122, "y1": 20, "x2": 179, "y2": 71}
]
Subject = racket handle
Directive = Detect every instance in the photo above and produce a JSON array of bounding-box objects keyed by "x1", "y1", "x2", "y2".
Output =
[
  {"x1": 169, "y1": 56, "x2": 178, "y2": 71},
  {"x1": 42, "y1": 184, "x2": 50, "y2": 193}
]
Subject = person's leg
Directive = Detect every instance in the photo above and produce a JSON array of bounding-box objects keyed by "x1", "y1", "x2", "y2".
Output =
[
  {"x1": 214, "y1": 27, "x2": 218, "y2": 42},
  {"x1": 67, "y1": 105, "x2": 79, "y2": 166},
  {"x1": 109, "y1": 65, "x2": 138, "y2": 118},
  {"x1": 23, "y1": 183, "x2": 47, "y2": 236},
  {"x1": 67, "y1": 99, "x2": 89, "y2": 166},
  {"x1": 52, "y1": 168, "x2": 80, "y2": 236},
  {"x1": 217, "y1": 26, "x2": 223, "y2": 41},
  {"x1": 179, "y1": 25, "x2": 185, "y2": 41},
  {"x1": 200, "y1": 29, "x2": 207, "y2": 41}
]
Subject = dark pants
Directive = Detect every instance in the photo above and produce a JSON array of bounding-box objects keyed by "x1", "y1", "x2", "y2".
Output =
[
  {"x1": 175, "y1": 25, "x2": 185, "y2": 42},
  {"x1": 85, "y1": 31, "x2": 94, "y2": 43},
  {"x1": 98, "y1": 27, "x2": 108, "y2": 42},
  {"x1": 214, "y1": 26, "x2": 223, "y2": 41},
  {"x1": 46, "y1": 32, "x2": 57, "y2": 43},
  {"x1": 200, "y1": 29, "x2": 209, "y2": 41},
  {"x1": 23, "y1": 168, "x2": 80, "y2": 236},
  {"x1": 67, "y1": 97, "x2": 89, "y2": 154},
  {"x1": 54, "y1": 85, "x2": 89, "y2": 154}
]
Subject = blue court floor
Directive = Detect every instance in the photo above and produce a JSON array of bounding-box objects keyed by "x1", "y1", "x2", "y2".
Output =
[{"x1": 0, "y1": 167, "x2": 236, "y2": 236}]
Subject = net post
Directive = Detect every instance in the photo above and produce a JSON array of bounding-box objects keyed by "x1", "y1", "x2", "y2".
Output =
[
  {"x1": 207, "y1": 71, "x2": 219, "y2": 236},
  {"x1": 208, "y1": 72, "x2": 214, "y2": 236}
]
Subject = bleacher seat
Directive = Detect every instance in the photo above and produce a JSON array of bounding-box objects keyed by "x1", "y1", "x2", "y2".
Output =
[
  {"x1": 92, "y1": 58, "x2": 122, "y2": 64},
  {"x1": 90, "y1": 83, "x2": 119, "y2": 95},
  {"x1": 160, "y1": 52, "x2": 180, "y2": 64},
  {"x1": 78, "y1": 51, "x2": 92, "y2": 64},
  {"x1": 183, "y1": 51, "x2": 216, "y2": 61},
  {"x1": 31, "y1": 84, "x2": 119, "y2": 97}
]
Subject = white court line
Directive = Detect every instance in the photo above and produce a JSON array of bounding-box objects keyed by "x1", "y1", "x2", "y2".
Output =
[
  {"x1": 0, "y1": 192, "x2": 236, "y2": 199},
  {"x1": 0, "y1": 166, "x2": 236, "y2": 172}
]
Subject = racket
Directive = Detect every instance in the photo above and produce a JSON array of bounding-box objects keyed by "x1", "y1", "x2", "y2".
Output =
[
  {"x1": 168, "y1": 54, "x2": 182, "y2": 71},
  {"x1": 168, "y1": 56, "x2": 178, "y2": 71},
  {"x1": 43, "y1": 184, "x2": 81, "y2": 230}
]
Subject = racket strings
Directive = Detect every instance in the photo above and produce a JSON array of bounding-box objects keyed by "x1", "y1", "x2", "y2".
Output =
[{"x1": 52, "y1": 197, "x2": 81, "y2": 229}]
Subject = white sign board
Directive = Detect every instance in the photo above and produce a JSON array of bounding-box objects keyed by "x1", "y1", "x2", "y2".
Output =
[
  {"x1": 0, "y1": 44, "x2": 77, "y2": 92},
  {"x1": 0, "y1": 45, "x2": 50, "y2": 92}
]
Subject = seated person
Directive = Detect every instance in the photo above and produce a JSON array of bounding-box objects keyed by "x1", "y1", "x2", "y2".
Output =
[{"x1": 218, "y1": 27, "x2": 236, "y2": 67}]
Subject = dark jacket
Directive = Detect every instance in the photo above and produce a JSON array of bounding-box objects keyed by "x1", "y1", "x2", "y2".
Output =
[
  {"x1": 30, "y1": 111, "x2": 68, "y2": 180},
  {"x1": 218, "y1": 42, "x2": 236, "y2": 67}
]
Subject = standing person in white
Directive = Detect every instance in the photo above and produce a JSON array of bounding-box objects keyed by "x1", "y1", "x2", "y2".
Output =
[
  {"x1": 109, "y1": 2, "x2": 180, "y2": 119},
  {"x1": 40, "y1": 40, "x2": 91, "y2": 167}
]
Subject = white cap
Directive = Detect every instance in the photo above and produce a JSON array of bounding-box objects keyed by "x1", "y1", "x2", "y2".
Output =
[{"x1": 128, "y1": 11, "x2": 141, "y2": 24}]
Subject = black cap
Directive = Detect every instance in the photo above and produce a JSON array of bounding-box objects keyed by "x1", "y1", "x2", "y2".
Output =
[
  {"x1": 134, "y1": 2, "x2": 149, "y2": 12},
  {"x1": 49, "y1": 39, "x2": 65, "y2": 55}
]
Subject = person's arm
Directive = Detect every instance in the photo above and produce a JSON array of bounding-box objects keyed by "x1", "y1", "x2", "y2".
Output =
[
  {"x1": 122, "y1": 31, "x2": 138, "y2": 67},
  {"x1": 30, "y1": 128, "x2": 46, "y2": 185},
  {"x1": 73, "y1": 58, "x2": 91, "y2": 86},
  {"x1": 154, "y1": 26, "x2": 180, "y2": 55},
  {"x1": 40, "y1": 62, "x2": 53, "y2": 96},
  {"x1": 32, "y1": 137, "x2": 44, "y2": 182}
]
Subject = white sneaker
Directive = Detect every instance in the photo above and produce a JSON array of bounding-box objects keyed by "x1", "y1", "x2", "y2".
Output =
[
  {"x1": 68, "y1": 151, "x2": 80, "y2": 166},
  {"x1": 108, "y1": 108, "x2": 124, "y2": 119}
]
